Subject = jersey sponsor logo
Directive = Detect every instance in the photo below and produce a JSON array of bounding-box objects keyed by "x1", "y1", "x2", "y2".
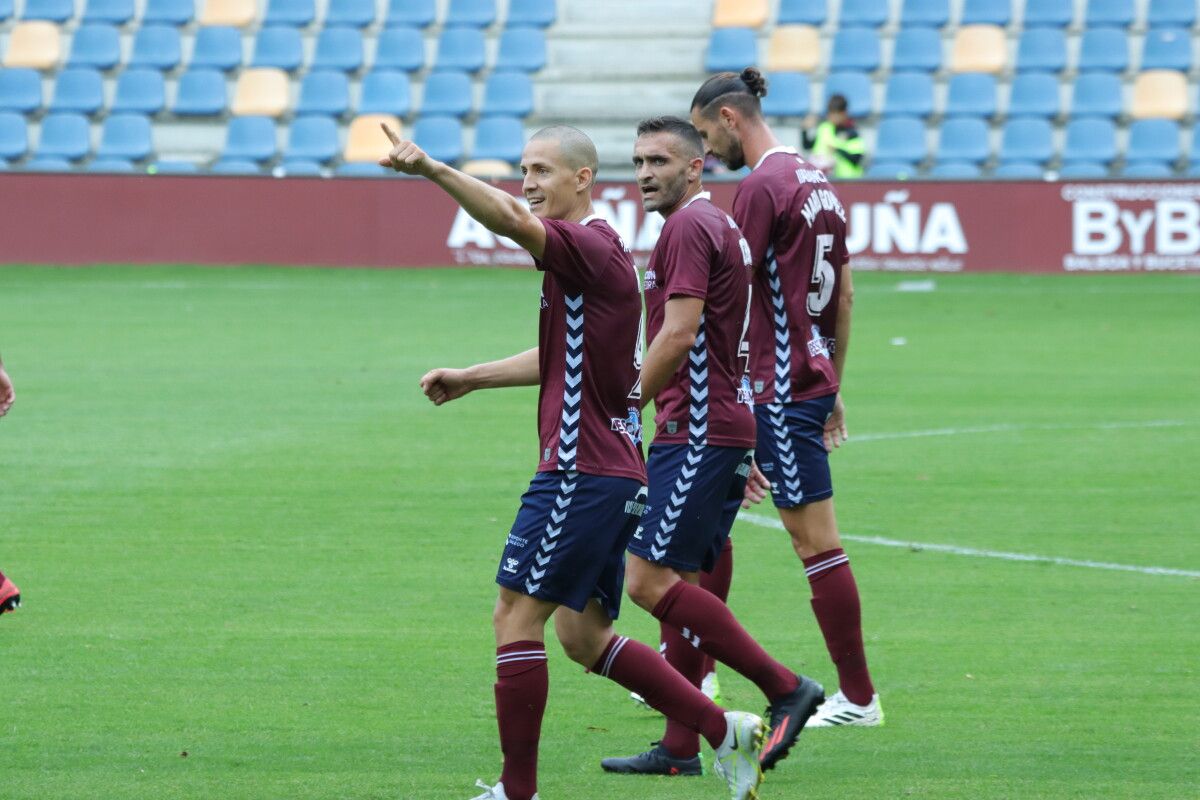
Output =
[
  {"x1": 642, "y1": 268, "x2": 658, "y2": 291},
  {"x1": 611, "y1": 407, "x2": 643, "y2": 445},
  {"x1": 738, "y1": 376, "x2": 754, "y2": 405},
  {"x1": 806, "y1": 325, "x2": 832, "y2": 359}
]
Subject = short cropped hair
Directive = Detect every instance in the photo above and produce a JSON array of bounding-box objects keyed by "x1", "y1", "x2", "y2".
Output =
[
  {"x1": 827, "y1": 94, "x2": 848, "y2": 114},
  {"x1": 690, "y1": 66, "x2": 769, "y2": 118},
  {"x1": 529, "y1": 124, "x2": 599, "y2": 178},
  {"x1": 636, "y1": 116, "x2": 704, "y2": 159}
]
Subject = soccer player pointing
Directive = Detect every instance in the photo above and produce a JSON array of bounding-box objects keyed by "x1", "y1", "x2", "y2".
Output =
[{"x1": 382, "y1": 124, "x2": 768, "y2": 800}]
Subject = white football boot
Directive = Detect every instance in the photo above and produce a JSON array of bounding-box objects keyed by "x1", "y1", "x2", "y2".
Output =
[
  {"x1": 469, "y1": 780, "x2": 538, "y2": 800},
  {"x1": 712, "y1": 711, "x2": 767, "y2": 800},
  {"x1": 806, "y1": 690, "x2": 884, "y2": 727}
]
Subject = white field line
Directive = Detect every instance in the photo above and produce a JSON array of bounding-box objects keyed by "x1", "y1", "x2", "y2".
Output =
[{"x1": 847, "y1": 419, "x2": 1191, "y2": 444}]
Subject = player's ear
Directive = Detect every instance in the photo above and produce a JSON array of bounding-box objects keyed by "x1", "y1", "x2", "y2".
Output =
[
  {"x1": 718, "y1": 105, "x2": 738, "y2": 130},
  {"x1": 575, "y1": 166, "x2": 594, "y2": 193},
  {"x1": 687, "y1": 156, "x2": 705, "y2": 182}
]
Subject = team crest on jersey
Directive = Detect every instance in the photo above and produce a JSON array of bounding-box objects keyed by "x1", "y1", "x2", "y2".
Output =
[
  {"x1": 642, "y1": 269, "x2": 658, "y2": 291},
  {"x1": 807, "y1": 324, "x2": 831, "y2": 359},
  {"x1": 738, "y1": 376, "x2": 754, "y2": 405},
  {"x1": 611, "y1": 407, "x2": 642, "y2": 445}
]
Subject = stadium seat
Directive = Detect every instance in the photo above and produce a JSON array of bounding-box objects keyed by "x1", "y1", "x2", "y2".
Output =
[
  {"x1": 883, "y1": 72, "x2": 934, "y2": 118},
  {"x1": 705, "y1": 28, "x2": 758, "y2": 73},
  {"x1": 506, "y1": 0, "x2": 556, "y2": 27},
  {"x1": 445, "y1": 0, "x2": 495, "y2": 27},
  {"x1": 358, "y1": 70, "x2": 411, "y2": 116},
  {"x1": 891, "y1": 26, "x2": 941, "y2": 73},
  {"x1": 839, "y1": 0, "x2": 888, "y2": 27},
  {"x1": 873, "y1": 116, "x2": 926, "y2": 164},
  {"x1": 1131, "y1": 70, "x2": 1189, "y2": 119},
  {"x1": 343, "y1": 113, "x2": 400, "y2": 162},
  {"x1": 1086, "y1": 0, "x2": 1134, "y2": 27},
  {"x1": 1000, "y1": 118, "x2": 1054, "y2": 164},
  {"x1": 22, "y1": 0, "x2": 73, "y2": 23},
  {"x1": 1058, "y1": 161, "x2": 1107, "y2": 178},
  {"x1": 173, "y1": 69, "x2": 227, "y2": 115},
  {"x1": 823, "y1": 71, "x2": 873, "y2": 117},
  {"x1": 761, "y1": 71, "x2": 811, "y2": 117},
  {"x1": 778, "y1": 0, "x2": 826, "y2": 25},
  {"x1": 462, "y1": 158, "x2": 514, "y2": 177},
  {"x1": 385, "y1": 0, "x2": 435, "y2": 28},
  {"x1": 97, "y1": 113, "x2": 153, "y2": 160},
  {"x1": 930, "y1": 160, "x2": 980, "y2": 178},
  {"x1": 211, "y1": 158, "x2": 262, "y2": 174},
  {"x1": 83, "y1": 0, "x2": 134, "y2": 24},
  {"x1": 1148, "y1": 0, "x2": 1196, "y2": 26},
  {"x1": 285, "y1": 115, "x2": 339, "y2": 162},
  {"x1": 312, "y1": 27, "x2": 364, "y2": 72},
  {"x1": 143, "y1": 0, "x2": 194, "y2": 26},
  {"x1": 375, "y1": 26, "x2": 426, "y2": 72},
  {"x1": 1127, "y1": 118, "x2": 1181, "y2": 164},
  {"x1": 950, "y1": 25, "x2": 1006, "y2": 74},
  {"x1": 993, "y1": 161, "x2": 1043, "y2": 178},
  {"x1": 87, "y1": 157, "x2": 136, "y2": 172},
  {"x1": 481, "y1": 71, "x2": 533, "y2": 117},
  {"x1": 25, "y1": 157, "x2": 72, "y2": 170},
  {"x1": 766, "y1": 26, "x2": 820, "y2": 73},
  {"x1": 190, "y1": 26, "x2": 243, "y2": 71},
  {"x1": 900, "y1": 0, "x2": 948, "y2": 28},
  {"x1": 496, "y1": 27, "x2": 547, "y2": 72},
  {"x1": 4, "y1": 22, "x2": 62, "y2": 70},
  {"x1": 1071, "y1": 72, "x2": 1122, "y2": 118},
  {"x1": 937, "y1": 116, "x2": 990, "y2": 163},
  {"x1": 1141, "y1": 28, "x2": 1192, "y2": 73},
  {"x1": 296, "y1": 70, "x2": 350, "y2": 116},
  {"x1": 1023, "y1": 3, "x2": 1072, "y2": 27},
  {"x1": 865, "y1": 160, "x2": 916, "y2": 178},
  {"x1": 0, "y1": 69, "x2": 42, "y2": 113},
  {"x1": 434, "y1": 27, "x2": 486, "y2": 73},
  {"x1": 222, "y1": 115, "x2": 276, "y2": 161},
  {"x1": 50, "y1": 69, "x2": 104, "y2": 115},
  {"x1": 37, "y1": 113, "x2": 91, "y2": 160},
  {"x1": 252, "y1": 27, "x2": 304, "y2": 72},
  {"x1": 1065, "y1": 118, "x2": 1117, "y2": 163},
  {"x1": 713, "y1": 0, "x2": 769, "y2": 28},
  {"x1": 1017, "y1": 28, "x2": 1067, "y2": 73},
  {"x1": 232, "y1": 68, "x2": 290, "y2": 117},
  {"x1": 944, "y1": 73, "x2": 996, "y2": 118},
  {"x1": 200, "y1": 0, "x2": 256, "y2": 27},
  {"x1": 150, "y1": 160, "x2": 199, "y2": 173},
  {"x1": 413, "y1": 115, "x2": 463, "y2": 163},
  {"x1": 0, "y1": 112, "x2": 29, "y2": 160},
  {"x1": 325, "y1": 0, "x2": 375, "y2": 27},
  {"x1": 281, "y1": 158, "x2": 323, "y2": 175},
  {"x1": 69, "y1": 25, "x2": 122, "y2": 70},
  {"x1": 1008, "y1": 72, "x2": 1060, "y2": 118},
  {"x1": 128, "y1": 25, "x2": 182, "y2": 71},
  {"x1": 830, "y1": 27, "x2": 881, "y2": 72},
  {"x1": 264, "y1": 0, "x2": 314, "y2": 27},
  {"x1": 1121, "y1": 160, "x2": 1174, "y2": 178},
  {"x1": 960, "y1": 0, "x2": 1009, "y2": 25},
  {"x1": 1077, "y1": 27, "x2": 1128, "y2": 73},
  {"x1": 421, "y1": 70, "x2": 473, "y2": 117},
  {"x1": 112, "y1": 69, "x2": 166, "y2": 115},
  {"x1": 471, "y1": 115, "x2": 524, "y2": 162},
  {"x1": 336, "y1": 161, "x2": 386, "y2": 176}
]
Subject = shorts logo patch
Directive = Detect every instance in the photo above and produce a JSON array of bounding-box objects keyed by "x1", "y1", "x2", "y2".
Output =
[
  {"x1": 503, "y1": 557, "x2": 520, "y2": 574},
  {"x1": 632, "y1": 525, "x2": 644, "y2": 540},
  {"x1": 506, "y1": 534, "x2": 528, "y2": 548}
]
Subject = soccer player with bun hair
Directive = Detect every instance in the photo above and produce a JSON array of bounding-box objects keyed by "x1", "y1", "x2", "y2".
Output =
[{"x1": 691, "y1": 67, "x2": 884, "y2": 728}]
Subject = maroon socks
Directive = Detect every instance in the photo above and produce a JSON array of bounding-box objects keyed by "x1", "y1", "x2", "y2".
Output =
[
  {"x1": 698, "y1": 538, "x2": 735, "y2": 677},
  {"x1": 659, "y1": 621, "x2": 708, "y2": 758},
  {"x1": 494, "y1": 641, "x2": 548, "y2": 800},
  {"x1": 804, "y1": 548, "x2": 875, "y2": 706}
]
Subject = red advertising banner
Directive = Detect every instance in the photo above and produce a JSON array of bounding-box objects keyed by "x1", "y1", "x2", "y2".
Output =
[{"x1": 1, "y1": 174, "x2": 1198, "y2": 273}]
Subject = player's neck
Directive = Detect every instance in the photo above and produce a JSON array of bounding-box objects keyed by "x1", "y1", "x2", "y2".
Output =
[
  {"x1": 741, "y1": 122, "x2": 783, "y2": 172},
  {"x1": 561, "y1": 200, "x2": 595, "y2": 224},
  {"x1": 661, "y1": 183, "x2": 704, "y2": 218}
]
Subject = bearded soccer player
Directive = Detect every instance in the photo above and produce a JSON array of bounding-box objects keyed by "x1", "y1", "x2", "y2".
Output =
[
  {"x1": 0, "y1": 355, "x2": 21, "y2": 615},
  {"x1": 380, "y1": 124, "x2": 767, "y2": 800},
  {"x1": 690, "y1": 68, "x2": 883, "y2": 727},
  {"x1": 600, "y1": 117, "x2": 823, "y2": 778}
]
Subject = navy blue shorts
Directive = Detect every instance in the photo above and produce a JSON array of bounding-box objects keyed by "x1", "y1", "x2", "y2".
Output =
[
  {"x1": 753, "y1": 394, "x2": 837, "y2": 509},
  {"x1": 497, "y1": 470, "x2": 646, "y2": 619},
  {"x1": 627, "y1": 444, "x2": 753, "y2": 573}
]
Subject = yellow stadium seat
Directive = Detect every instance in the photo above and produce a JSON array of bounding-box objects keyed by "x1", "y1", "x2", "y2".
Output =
[
  {"x1": 1131, "y1": 70, "x2": 1189, "y2": 120},
  {"x1": 713, "y1": 0, "x2": 769, "y2": 28},
  {"x1": 3, "y1": 21, "x2": 61, "y2": 70},
  {"x1": 462, "y1": 159, "x2": 515, "y2": 178},
  {"x1": 200, "y1": 0, "x2": 256, "y2": 27},
  {"x1": 766, "y1": 25, "x2": 821, "y2": 73},
  {"x1": 232, "y1": 68, "x2": 290, "y2": 117},
  {"x1": 950, "y1": 25, "x2": 1007, "y2": 74},
  {"x1": 345, "y1": 114, "x2": 402, "y2": 163}
]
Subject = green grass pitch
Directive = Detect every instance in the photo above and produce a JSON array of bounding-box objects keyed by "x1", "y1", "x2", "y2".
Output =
[{"x1": 0, "y1": 265, "x2": 1197, "y2": 800}]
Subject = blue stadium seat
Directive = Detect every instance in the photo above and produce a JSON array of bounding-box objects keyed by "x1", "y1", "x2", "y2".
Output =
[
  {"x1": 1127, "y1": 119, "x2": 1181, "y2": 164},
  {"x1": 359, "y1": 69, "x2": 411, "y2": 115},
  {"x1": 891, "y1": 26, "x2": 941, "y2": 73},
  {"x1": 1017, "y1": 28, "x2": 1067, "y2": 73},
  {"x1": 1077, "y1": 27, "x2": 1128, "y2": 73},
  {"x1": 1023, "y1": 3, "x2": 1072, "y2": 27},
  {"x1": 883, "y1": 72, "x2": 934, "y2": 117},
  {"x1": 993, "y1": 161, "x2": 1043, "y2": 178},
  {"x1": 937, "y1": 117, "x2": 990, "y2": 163},
  {"x1": 944, "y1": 73, "x2": 996, "y2": 118},
  {"x1": 143, "y1": 0, "x2": 194, "y2": 25},
  {"x1": 286, "y1": 115, "x2": 339, "y2": 162},
  {"x1": 173, "y1": 69, "x2": 227, "y2": 115},
  {"x1": 1065, "y1": 118, "x2": 1117, "y2": 163},
  {"x1": 900, "y1": 0, "x2": 948, "y2": 28},
  {"x1": 839, "y1": 0, "x2": 888, "y2": 27},
  {"x1": 421, "y1": 70, "x2": 473, "y2": 117},
  {"x1": 413, "y1": 115, "x2": 463, "y2": 163},
  {"x1": 1007, "y1": 72, "x2": 1059, "y2": 118},
  {"x1": 296, "y1": 70, "x2": 350, "y2": 116},
  {"x1": 375, "y1": 27, "x2": 426, "y2": 71},
  {"x1": 1071, "y1": 72, "x2": 1123, "y2": 118},
  {"x1": 507, "y1": 0, "x2": 556, "y2": 27},
  {"x1": 211, "y1": 158, "x2": 263, "y2": 174},
  {"x1": 472, "y1": 115, "x2": 524, "y2": 162},
  {"x1": 26, "y1": 157, "x2": 72, "y2": 171},
  {"x1": 831, "y1": 27, "x2": 881, "y2": 72},
  {"x1": 865, "y1": 160, "x2": 916, "y2": 178},
  {"x1": 0, "y1": 69, "x2": 43, "y2": 113},
  {"x1": 705, "y1": 28, "x2": 758, "y2": 73},
  {"x1": 264, "y1": 0, "x2": 314, "y2": 27},
  {"x1": 336, "y1": 161, "x2": 386, "y2": 176},
  {"x1": 129, "y1": 25, "x2": 182, "y2": 71},
  {"x1": 50, "y1": 68, "x2": 104, "y2": 115},
  {"x1": 87, "y1": 157, "x2": 135, "y2": 172},
  {"x1": 281, "y1": 158, "x2": 323, "y2": 175},
  {"x1": 112, "y1": 69, "x2": 165, "y2": 115},
  {"x1": 1058, "y1": 161, "x2": 1108, "y2": 178},
  {"x1": 435, "y1": 27, "x2": 486, "y2": 72},
  {"x1": 23, "y1": 0, "x2": 73, "y2": 22},
  {"x1": 312, "y1": 27, "x2": 364, "y2": 72},
  {"x1": 1148, "y1": 0, "x2": 1196, "y2": 26},
  {"x1": 326, "y1": 0, "x2": 375, "y2": 27},
  {"x1": 38, "y1": 113, "x2": 91, "y2": 161},
  {"x1": 150, "y1": 160, "x2": 198, "y2": 173},
  {"x1": 873, "y1": 116, "x2": 926, "y2": 163},
  {"x1": 761, "y1": 71, "x2": 811, "y2": 117},
  {"x1": 960, "y1": 0, "x2": 1009, "y2": 25},
  {"x1": 97, "y1": 113, "x2": 152, "y2": 160},
  {"x1": 252, "y1": 27, "x2": 304, "y2": 71},
  {"x1": 1122, "y1": 160, "x2": 1174, "y2": 178},
  {"x1": 482, "y1": 71, "x2": 533, "y2": 117},
  {"x1": 445, "y1": 0, "x2": 495, "y2": 27},
  {"x1": 496, "y1": 27, "x2": 546, "y2": 72},
  {"x1": 1086, "y1": 0, "x2": 1134, "y2": 27},
  {"x1": 778, "y1": 0, "x2": 826, "y2": 25},
  {"x1": 386, "y1": 0, "x2": 435, "y2": 27},
  {"x1": 190, "y1": 27, "x2": 243, "y2": 71},
  {"x1": 0, "y1": 0, "x2": 14, "y2": 21},
  {"x1": 823, "y1": 71, "x2": 873, "y2": 117},
  {"x1": 1141, "y1": 28, "x2": 1192, "y2": 72},
  {"x1": 930, "y1": 160, "x2": 980, "y2": 178},
  {"x1": 83, "y1": 0, "x2": 134, "y2": 24},
  {"x1": 223, "y1": 116, "x2": 277, "y2": 162},
  {"x1": 0, "y1": 112, "x2": 29, "y2": 160},
  {"x1": 69, "y1": 24, "x2": 122, "y2": 70},
  {"x1": 1000, "y1": 118, "x2": 1054, "y2": 164}
]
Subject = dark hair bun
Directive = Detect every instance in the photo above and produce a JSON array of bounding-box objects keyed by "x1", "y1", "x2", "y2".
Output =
[{"x1": 740, "y1": 67, "x2": 768, "y2": 98}]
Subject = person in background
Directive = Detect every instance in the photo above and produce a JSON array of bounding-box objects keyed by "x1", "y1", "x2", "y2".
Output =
[{"x1": 802, "y1": 95, "x2": 865, "y2": 180}]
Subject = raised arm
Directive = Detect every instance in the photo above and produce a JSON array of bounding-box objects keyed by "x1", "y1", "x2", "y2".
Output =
[
  {"x1": 420, "y1": 348, "x2": 540, "y2": 406},
  {"x1": 637, "y1": 296, "x2": 704, "y2": 412}
]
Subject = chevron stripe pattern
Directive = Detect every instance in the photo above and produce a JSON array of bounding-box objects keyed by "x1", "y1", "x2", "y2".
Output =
[
  {"x1": 524, "y1": 470, "x2": 578, "y2": 595},
  {"x1": 651, "y1": 446, "x2": 703, "y2": 561},
  {"x1": 764, "y1": 402, "x2": 803, "y2": 504},
  {"x1": 556, "y1": 293, "x2": 584, "y2": 470},
  {"x1": 687, "y1": 315, "x2": 709, "y2": 446},
  {"x1": 764, "y1": 246, "x2": 793, "y2": 403}
]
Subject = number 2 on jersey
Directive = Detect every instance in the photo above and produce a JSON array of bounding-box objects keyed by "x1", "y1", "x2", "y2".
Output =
[{"x1": 807, "y1": 233, "x2": 836, "y2": 315}]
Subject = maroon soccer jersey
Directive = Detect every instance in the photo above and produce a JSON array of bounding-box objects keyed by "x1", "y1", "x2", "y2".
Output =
[
  {"x1": 644, "y1": 192, "x2": 756, "y2": 448},
  {"x1": 534, "y1": 216, "x2": 647, "y2": 483},
  {"x1": 733, "y1": 147, "x2": 848, "y2": 405}
]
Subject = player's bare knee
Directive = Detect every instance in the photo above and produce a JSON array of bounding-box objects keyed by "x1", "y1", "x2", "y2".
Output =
[
  {"x1": 556, "y1": 625, "x2": 607, "y2": 667},
  {"x1": 624, "y1": 558, "x2": 672, "y2": 611}
]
